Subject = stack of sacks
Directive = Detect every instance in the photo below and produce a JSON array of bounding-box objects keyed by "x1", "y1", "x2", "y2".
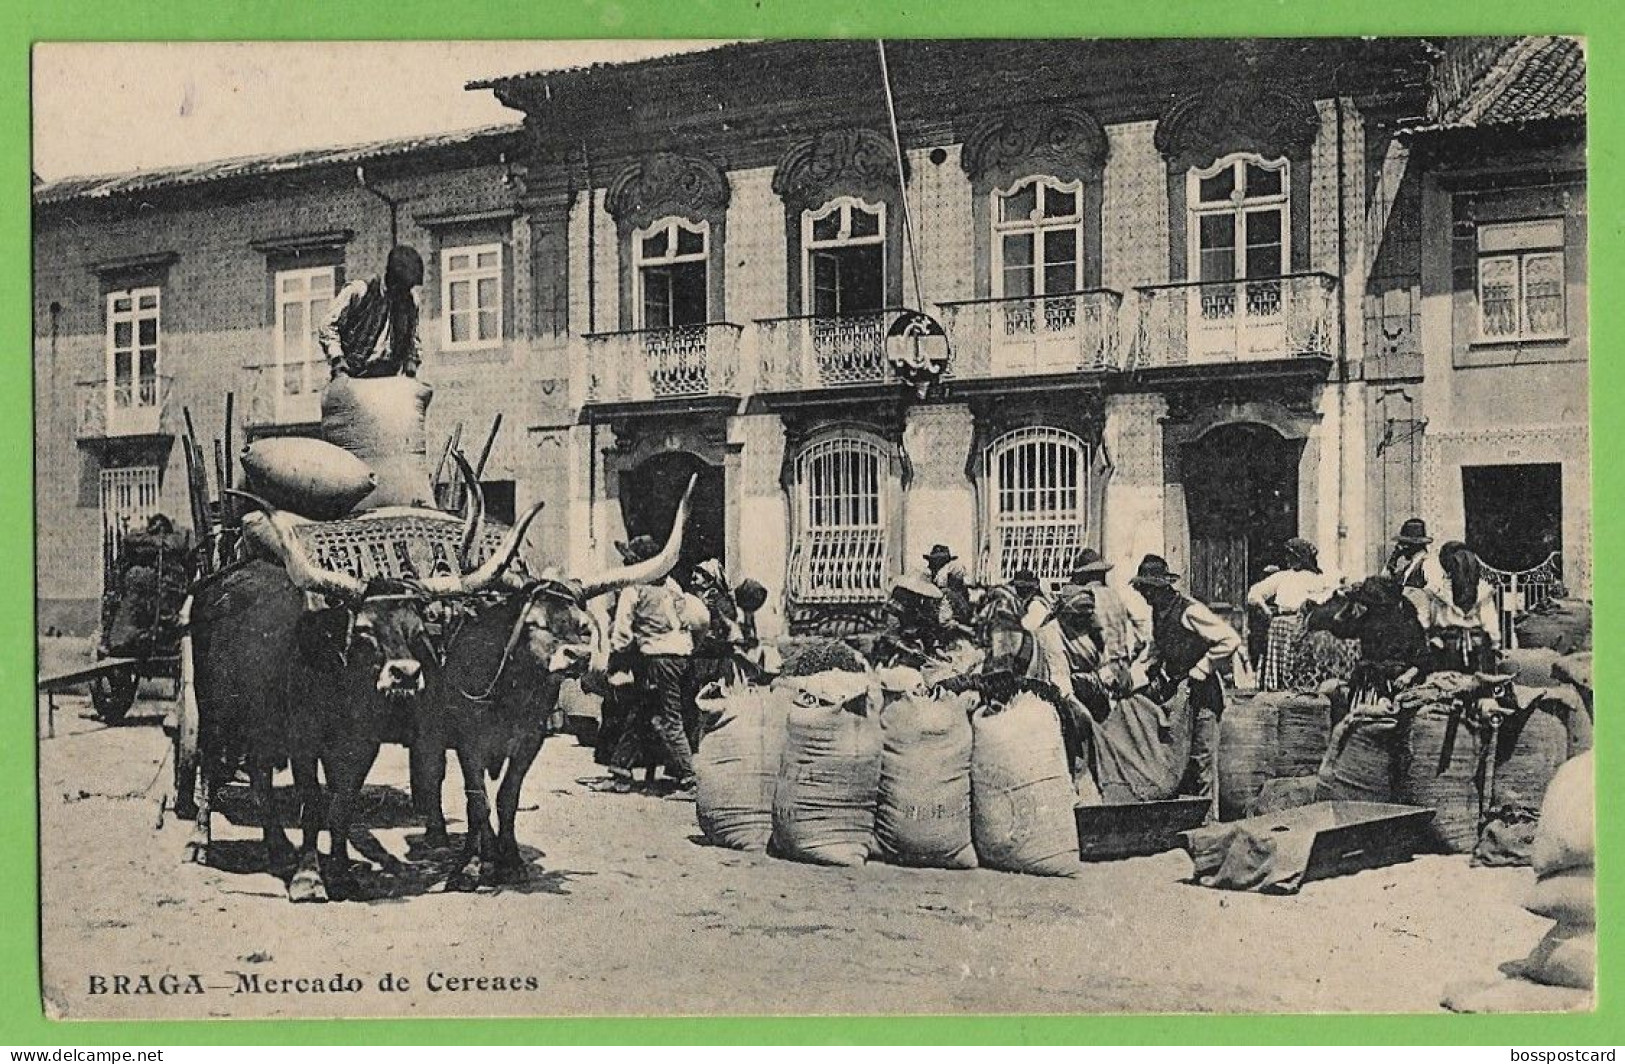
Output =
[
  {"x1": 1442, "y1": 750, "x2": 1593, "y2": 1012},
  {"x1": 970, "y1": 689, "x2": 1080, "y2": 878},
  {"x1": 1219, "y1": 691, "x2": 1333, "y2": 819},
  {"x1": 873, "y1": 666, "x2": 978, "y2": 870},
  {"x1": 1517, "y1": 751, "x2": 1595, "y2": 995},
  {"x1": 321, "y1": 374, "x2": 436, "y2": 511},
  {"x1": 1514, "y1": 599, "x2": 1592, "y2": 655},
  {"x1": 693, "y1": 682, "x2": 789, "y2": 852},
  {"x1": 769, "y1": 668, "x2": 882, "y2": 867}
]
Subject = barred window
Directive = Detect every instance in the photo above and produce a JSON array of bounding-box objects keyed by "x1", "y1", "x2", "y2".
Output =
[
  {"x1": 983, "y1": 426, "x2": 1092, "y2": 585},
  {"x1": 1477, "y1": 219, "x2": 1566, "y2": 341},
  {"x1": 788, "y1": 432, "x2": 892, "y2": 602}
]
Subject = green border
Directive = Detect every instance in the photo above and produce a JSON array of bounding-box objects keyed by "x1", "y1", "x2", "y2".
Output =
[{"x1": 7, "y1": 0, "x2": 1617, "y2": 1045}]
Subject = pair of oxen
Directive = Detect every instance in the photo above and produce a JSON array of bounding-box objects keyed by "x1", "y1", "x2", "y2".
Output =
[{"x1": 182, "y1": 458, "x2": 695, "y2": 903}]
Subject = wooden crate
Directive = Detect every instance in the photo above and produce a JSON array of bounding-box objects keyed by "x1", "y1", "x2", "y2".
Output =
[{"x1": 1075, "y1": 797, "x2": 1212, "y2": 861}]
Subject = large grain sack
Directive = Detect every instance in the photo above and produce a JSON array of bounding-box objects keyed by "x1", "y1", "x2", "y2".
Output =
[
  {"x1": 240, "y1": 437, "x2": 377, "y2": 520},
  {"x1": 1502, "y1": 647, "x2": 1564, "y2": 689},
  {"x1": 1250, "y1": 776, "x2": 1320, "y2": 816},
  {"x1": 970, "y1": 690, "x2": 1079, "y2": 877},
  {"x1": 1517, "y1": 923, "x2": 1595, "y2": 991},
  {"x1": 1316, "y1": 714, "x2": 1399, "y2": 803},
  {"x1": 1525, "y1": 868, "x2": 1595, "y2": 927},
  {"x1": 1218, "y1": 694, "x2": 1279, "y2": 821},
  {"x1": 875, "y1": 676, "x2": 977, "y2": 869},
  {"x1": 1515, "y1": 599, "x2": 1592, "y2": 654},
  {"x1": 1091, "y1": 688, "x2": 1195, "y2": 804},
  {"x1": 1532, "y1": 751, "x2": 1593, "y2": 877},
  {"x1": 1553, "y1": 652, "x2": 1593, "y2": 704},
  {"x1": 1402, "y1": 705, "x2": 1485, "y2": 854},
  {"x1": 1493, "y1": 707, "x2": 1569, "y2": 812},
  {"x1": 770, "y1": 671, "x2": 882, "y2": 867},
  {"x1": 694, "y1": 684, "x2": 789, "y2": 852},
  {"x1": 1273, "y1": 693, "x2": 1332, "y2": 778},
  {"x1": 320, "y1": 374, "x2": 434, "y2": 511}
]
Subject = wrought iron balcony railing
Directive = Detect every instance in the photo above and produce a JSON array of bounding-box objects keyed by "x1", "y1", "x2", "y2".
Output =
[
  {"x1": 242, "y1": 361, "x2": 326, "y2": 429},
  {"x1": 582, "y1": 323, "x2": 745, "y2": 404},
  {"x1": 755, "y1": 310, "x2": 901, "y2": 392},
  {"x1": 937, "y1": 289, "x2": 1123, "y2": 379},
  {"x1": 75, "y1": 375, "x2": 177, "y2": 441},
  {"x1": 1131, "y1": 273, "x2": 1338, "y2": 368}
]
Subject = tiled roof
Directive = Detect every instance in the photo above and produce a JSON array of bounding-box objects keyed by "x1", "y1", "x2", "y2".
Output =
[
  {"x1": 1419, "y1": 35, "x2": 1585, "y2": 131},
  {"x1": 33, "y1": 121, "x2": 523, "y2": 207},
  {"x1": 466, "y1": 40, "x2": 747, "y2": 90}
]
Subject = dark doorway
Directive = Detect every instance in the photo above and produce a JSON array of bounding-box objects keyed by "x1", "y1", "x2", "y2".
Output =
[
  {"x1": 619, "y1": 451, "x2": 725, "y2": 584},
  {"x1": 1181, "y1": 423, "x2": 1303, "y2": 628},
  {"x1": 1463, "y1": 463, "x2": 1563, "y2": 572}
]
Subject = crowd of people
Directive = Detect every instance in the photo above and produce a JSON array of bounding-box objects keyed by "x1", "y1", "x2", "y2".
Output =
[{"x1": 577, "y1": 517, "x2": 1512, "y2": 804}]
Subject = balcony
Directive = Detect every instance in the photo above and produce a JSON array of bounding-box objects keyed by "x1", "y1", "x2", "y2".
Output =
[
  {"x1": 76, "y1": 376, "x2": 176, "y2": 443},
  {"x1": 755, "y1": 311, "x2": 896, "y2": 393},
  {"x1": 242, "y1": 361, "x2": 325, "y2": 432},
  {"x1": 581, "y1": 323, "x2": 745, "y2": 406},
  {"x1": 1131, "y1": 273, "x2": 1338, "y2": 369},
  {"x1": 937, "y1": 290, "x2": 1123, "y2": 380}
]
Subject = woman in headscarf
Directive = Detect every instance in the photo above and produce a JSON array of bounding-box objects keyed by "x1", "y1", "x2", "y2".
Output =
[
  {"x1": 1434, "y1": 541, "x2": 1502, "y2": 673},
  {"x1": 1244, "y1": 537, "x2": 1351, "y2": 691}
]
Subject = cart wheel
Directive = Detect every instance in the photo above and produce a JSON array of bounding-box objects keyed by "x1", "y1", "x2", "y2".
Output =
[{"x1": 90, "y1": 668, "x2": 138, "y2": 724}]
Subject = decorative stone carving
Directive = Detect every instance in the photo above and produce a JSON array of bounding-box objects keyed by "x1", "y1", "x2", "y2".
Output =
[
  {"x1": 772, "y1": 129, "x2": 905, "y2": 210},
  {"x1": 962, "y1": 393, "x2": 1106, "y2": 480},
  {"x1": 605, "y1": 152, "x2": 730, "y2": 230},
  {"x1": 961, "y1": 103, "x2": 1109, "y2": 191},
  {"x1": 1154, "y1": 81, "x2": 1320, "y2": 172}
]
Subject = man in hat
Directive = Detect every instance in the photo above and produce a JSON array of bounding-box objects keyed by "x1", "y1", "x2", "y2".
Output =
[
  {"x1": 603, "y1": 535, "x2": 697, "y2": 794},
  {"x1": 318, "y1": 245, "x2": 425, "y2": 379},
  {"x1": 1129, "y1": 554, "x2": 1242, "y2": 805},
  {"x1": 921, "y1": 544, "x2": 974, "y2": 627},
  {"x1": 1384, "y1": 518, "x2": 1448, "y2": 596},
  {"x1": 1056, "y1": 549, "x2": 1141, "y2": 685}
]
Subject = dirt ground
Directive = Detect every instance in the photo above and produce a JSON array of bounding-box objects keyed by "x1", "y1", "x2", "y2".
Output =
[{"x1": 38, "y1": 677, "x2": 1555, "y2": 1021}]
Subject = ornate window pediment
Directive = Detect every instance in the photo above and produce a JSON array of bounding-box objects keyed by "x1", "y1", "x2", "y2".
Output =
[
  {"x1": 1154, "y1": 81, "x2": 1319, "y2": 173},
  {"x1": 961, "y1": 103, "x2": 1109, "y2": 193},
  {"x1": 605, "y1": 152, "x2": 730, "y2": 233},
  {"x1": 772, "y1": 129, "x2": 904, "y2": 212}
]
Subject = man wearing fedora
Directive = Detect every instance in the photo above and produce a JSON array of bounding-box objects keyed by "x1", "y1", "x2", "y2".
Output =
[
  {"x1": 1384, "y1": 517, "x2": 1449, "y2": 596},
  {"x1": 921, "y1": 544, "x2": 974, "y2": 628},
  {"x1": 1128, "y1": 554, "x2": 1242, "y2": 806},
  {"x1": 1055, "y1": 549, "x2": 1142, "y2": 687}
]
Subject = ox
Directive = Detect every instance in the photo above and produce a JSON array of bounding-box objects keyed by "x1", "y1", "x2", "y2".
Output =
[
  {"x1": 411, "y1": 469, "x2": 696, "y2": 890},
  {"x1": 182, "y1": 483, "x2": 539, "y2": 902}
]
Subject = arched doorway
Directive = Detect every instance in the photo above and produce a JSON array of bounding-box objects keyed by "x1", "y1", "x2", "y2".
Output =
[
  {"x1": 1180, "y1": 422, "x2": 1302, "y2": 629},
  {"x1": 618, "y1": 450, "x2": 725, "y2": 584}
]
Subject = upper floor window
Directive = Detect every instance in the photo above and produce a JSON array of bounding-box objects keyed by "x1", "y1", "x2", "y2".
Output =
[
  {"x1": 275, "y1": 266, "x2": 335, "y2": 404},
  {"x1": 804, "y1": 197, "x2": 886, "y2": 317},
  {"x1": 105, "y1": 286, "x2": 160, "y2": 412},
  {"x1": 440, "y1": 243, "x2": 503, "y2": 349},
  {"x1": 635, "y1": 218, "x2": 709, "y2": 330},
  {"x1": 1187, "y1": 154, "x2": 1289, "y2": 283},
  {"x1": 1477, "y1": 218, "x2": 1566, "y2": 341},
  {"x1": 994, "y1": 177, "x2": 1084, "y2": 298},
  {"x1": 982, "y1": 426, "x2": 1093, "y2": 585},
  {"x1": 788, "y1": 430, "x2": 892, "y2": 602}
]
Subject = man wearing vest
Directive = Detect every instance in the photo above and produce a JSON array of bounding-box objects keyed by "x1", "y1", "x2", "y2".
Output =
[
  {"x1": 1128, "y1": 554, "x2": 1242, "y2": 810},
  {"x1": 318, "y1": 245, "x2": 425, "y2": 379},
  {"x1": 1383, "y1": 517, "x2": 1449, "y2": 597}
]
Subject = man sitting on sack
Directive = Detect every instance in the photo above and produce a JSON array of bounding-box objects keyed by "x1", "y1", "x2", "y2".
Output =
[{"x1": 318, "y1": 245, "x2": 425, "y2": 379}]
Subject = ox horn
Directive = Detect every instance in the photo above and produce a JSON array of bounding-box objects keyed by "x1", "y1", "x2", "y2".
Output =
[
  {"x1": 224, "y1": 489, "x2": 367, "y2": 601},
  {"x1": 419, "y1": 500, "x2": 547, "y2": 596},
  {"x1": 577, "y1": 473, "x2": 696, "y2": 602},
  {"x1": 451, "y1": 449, "x2": 484, "y2": 570}
]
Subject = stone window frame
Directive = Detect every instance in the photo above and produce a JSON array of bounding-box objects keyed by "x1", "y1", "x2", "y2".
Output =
[
  {"x1": 1474, "y1": 218, "x2": 1567, "y2": 343},
  {"x1": 978, "y1": 423, "x2": 1106, "y2": 586},
  {"x1": 271, "y1": 263, "x2": 339, "y2": 415},
  {"x1": 783, "y1": 422, "x2": 907, "y2": 605},
  {"x1": 1154, "y1": 82, "x2": 1318, "y2": 282},
  {"x1": 438, "y1": 241, "x2": 506, "y2": 351},
  {"x1": 1184, "y1": 151, "x2": 1292, "y2": 283},
  {"x1": 606, "y1": 152, "x2": 731, "y2": 331},
  {"x1": 800, "y1": 196, "x2": 889, "y2": 316},
  {"x1": 960, "y1": 103, "x2": 1109, "y2": 301},
  {"x1": 630, "y1": 215, "x2": 712, "y2": 330},
  {"x1": 990, "y1": 175, "x2": 1088, "y2": 300}
]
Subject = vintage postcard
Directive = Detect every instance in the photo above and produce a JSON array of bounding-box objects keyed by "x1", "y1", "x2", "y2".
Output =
[{"x1": 32, "y1": 36, "x2": 1593, "y2": 1021}]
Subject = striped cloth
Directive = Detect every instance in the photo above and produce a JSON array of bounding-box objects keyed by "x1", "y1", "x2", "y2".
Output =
[{"x1": 1260, "y1": 613, "x2": 1301, "y2": 692}]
